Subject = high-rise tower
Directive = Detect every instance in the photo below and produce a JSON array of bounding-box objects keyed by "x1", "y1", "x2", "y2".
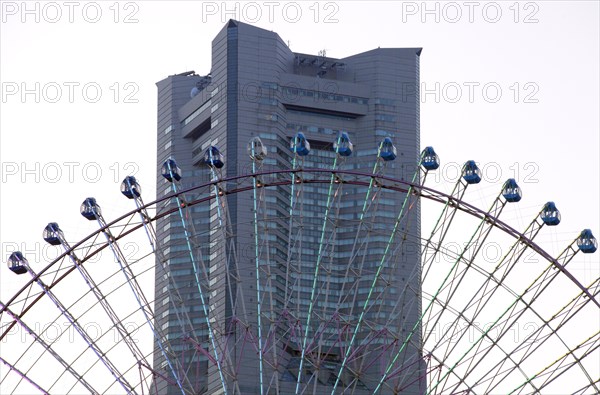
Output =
[{"x1": 155, "y1": 20, "x2": 423, "y2": 394}]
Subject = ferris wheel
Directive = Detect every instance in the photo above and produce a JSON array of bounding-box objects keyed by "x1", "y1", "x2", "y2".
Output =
[{"x1": 0, "y1": 134, "x2": 598, "y2": 395}]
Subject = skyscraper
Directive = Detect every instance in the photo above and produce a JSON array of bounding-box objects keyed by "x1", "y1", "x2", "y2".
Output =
[{"x1": 155, "y1": 20, "x2": 423, "y2": 394}]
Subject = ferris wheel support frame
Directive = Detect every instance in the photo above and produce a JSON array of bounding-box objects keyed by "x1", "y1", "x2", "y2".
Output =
[{"x1": 1, "y1": 167, "x2": 597, "y2": 395}]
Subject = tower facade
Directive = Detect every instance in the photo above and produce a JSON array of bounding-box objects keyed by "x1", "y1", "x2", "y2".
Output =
[{"x1": 155, "y1": 20, "x2": 423, "y2": 394}]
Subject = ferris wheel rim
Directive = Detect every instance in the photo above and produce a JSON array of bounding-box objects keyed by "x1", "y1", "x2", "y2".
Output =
[
  {"x1": 1, "y1": 166, "x2": 598, "y2": 395},
  {"x1": 2, "y1": 167, "x2": 596, "y2": 323}
]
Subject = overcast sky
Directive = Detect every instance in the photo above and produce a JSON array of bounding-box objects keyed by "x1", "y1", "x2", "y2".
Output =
[
  {"x1": 0, "y1": 1, "x2": 598, "y2": 391},
  {"x1": 1, "y1": 0, "x2": 598, "y2": 322}
]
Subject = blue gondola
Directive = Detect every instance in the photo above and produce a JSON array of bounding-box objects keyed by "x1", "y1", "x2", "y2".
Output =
[
  {"x1": 290, "y1": 132, "x2": 310, "y2": 156},
  {"x1": 162, "y1": 158, "x2": 182, "y2": 182},
  {"x1": 378, "y1": 137, "x2": 397, "y2": 161},
  {"x1": 502, "y1": 178, "x2": 522, "y2": 202},
  {"x1": 421, "y1": 146, "x2": 440, "y2": 170},
  {"x1": 577, "y1": 229, "x2": 597, "y2": 253},
  {"x1": 334, "y1": 132, "x2": 353, "y2": 157},
  {"x1": 462, "y1": 160, "x2": 481, "y2": 184},
  {"x1": 540, "y1": 202, "x2": 561, "y2": 226},
  {"x1": 248, "y1": 137, "x2": 267, "y2": 161},
  {"x1": 121, "y1": 176, "x2": 142, "y2": 199},
  {"x1": 43, "y1": 222, "x2": 63, "y2": 246},
  {"x1": 81, "y1": 197, "x2": 101, "y2": 220},
  {"x1": 8, "y1": 251, "x2": 29, "y2": 275},
  {"x1": 203, "y1": 146, "x2": 225, "y2": 168}
]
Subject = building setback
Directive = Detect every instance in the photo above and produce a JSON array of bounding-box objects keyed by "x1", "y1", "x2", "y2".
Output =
[{"x1": 155, "y1": 20, "x2": 424, "y2": 395}]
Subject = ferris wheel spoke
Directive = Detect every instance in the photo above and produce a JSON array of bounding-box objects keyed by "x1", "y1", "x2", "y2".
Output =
[
  {"x1": 473, "y1": 235, "x2": 599, "y2": 387},
  {"x1": 283, "y1": 133, "x2": 309, "y2": 386},
  {"x1": 121, "y1": 176, "x2": 201, "y2": 357},
  {"x1": 259, "y1": 287, "x2": 294, "y2": 384},
  {"x1": 421, "y1": 161, "x2": 481, "y2": 285},
  {"x1": 2, "y1": 157, "x2": 596, "y2": 395},
  {"x1": 427, "y1": 230, "x2": 597, "y2": 394},
  {"x1": 424, "y1": 180, "x2": 537, "y2": 366},
  {"x1": 488, "y1": 330, "x2": 598, "y2": 395},
  {"x1": 120, "y1": 185, "x2": 215, "y2": 394},
  {"x1": 202, "y1": 151, "x2": 253, "y2": 392},
  {"x1": 76, "y1": 199, "x2": 189, "y2": 395},
  {"x1": 386, "y1": 145, "x2": 439, "y2": 249},
  {"x1": 340, "y1": 135, "x2": 392, "y2": 276},
  {"x1": 294, "y1": 132, "x2": 353, "y2": 394},
  {"x1": 474, "y1": 278, "x2": 600, "y2": 394},
  {"x1": 0, "y1": 303, "x2": 97, "y2": 394},
  {"x1": 257, "y1": 213, "x2": 281, "y2": 395},
  {"x1": 423, "y1": 203, "x2": 562, "y2": 381},
  {"x1": 281, "y1": 134, "x2": 312, "y2": 388},
  {"x1": 206, "y1": 157, "x2": 248, "y2": 321},
  {"x1": 148, "y1": 196, "x2": 210, "y2": 389},
  {"x1": 507, "y1": 333, "x2": 600, "y2": 395},
  {"x1": 329, "y1": 138, "x2": 405, "y2": 394},
  {"x1": 460, "y1": 204, "x2": 551, "y2": 316},
  {"x1": 423, "y1": 179, "x2": 518, "y2": 344},
  {"x1": 425, "y1": 351, "x2": 482, "y2": 394},
  {"x1": 58, "y1": 247, "x2": 170, "y2": 394},
  {"x1": 332, "y1": 140, "x2": 439, "y2": 394},
  {"x1": 500, "y1": 232, "x2": 597, "y2": 335},
  {"x1": 333, "y1": 162, "x2": 387, "y2": 320},
  {"x1": 0, "y1": 354, "x2": 49, "y2": 395},
  {"x1": 42, "y1": 221, "x2": 150, "y2": 369},
  {"x1": 6, "y1": 246, "x2": 162, "y2": 394},
  {"x1": 248, "y1": 136, "x2": 270, "y2": 395},
  {"x1": 535, "y1": 335, "x2": 599, "y2": 393},
  {"x1": 382, "y1": 286, "x2": 424, "y2": 389},
  {"x1": 6, "y1": 253, "x2": 135, "y2": 394},
  {"x1": 161, "y1": 159, "x2": 229, "y2": 395},
  {"x1": 377, "y1": 173, "x2": 516, "y2": 394},
  {"x1": 283, "y1": 135, "x2": 306, "y2": 313},
  {"x1": 445, "y1": 277, "x2": 583, "y2": 394},
  {"x1": 309, "y1": 188, "x2": 350, "y2": 384},
  {"x1": 352, "y1": 245, "x2": 424, "y2": 389},
  {"x1": 521, "y1": 231, "x2": 598, "y2": 306},
  {"x1": 309, "y1": 155, "x2": 423, "y2": 393},
  {"x1": 344, "y1": 147, "x2": 435, "y2": 370},
  {"x1": 418, "y1": 289, "x2": 528, "y2": 394}
]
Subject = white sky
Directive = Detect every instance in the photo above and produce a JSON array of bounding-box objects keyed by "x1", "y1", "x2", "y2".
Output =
[{"x1": 0, "y1": 0, "x2": 598, "y2": 392}]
